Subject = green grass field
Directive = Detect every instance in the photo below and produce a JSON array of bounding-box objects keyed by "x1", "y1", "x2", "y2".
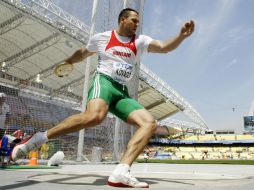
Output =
[{"x1": 136, "y1": 159, "x2": 254, "y2": 165}]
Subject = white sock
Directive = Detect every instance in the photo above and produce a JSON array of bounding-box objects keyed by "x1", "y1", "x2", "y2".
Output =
[
  {"x1": 43, "y1": 131, "x2": 49, "y2": 142},
  {"x1": 112, "y1": 163, "x2": 130, "y2": 175},
  {"x1": 35, "y1": 131, "x2": 48, "y2": 145}
]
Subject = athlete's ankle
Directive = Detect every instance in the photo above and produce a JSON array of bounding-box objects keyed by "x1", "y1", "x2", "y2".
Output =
[
  {"x1": 44, "y1": 131, "x2": 49, "y2": 142},
  {"x1": 112, "y1": 163, "x2": 130, "y2": 175}
]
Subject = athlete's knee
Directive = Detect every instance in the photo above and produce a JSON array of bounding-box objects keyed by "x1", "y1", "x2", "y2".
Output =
[
  {"x1": 146, "y1": 119, "x2": 157, "y2": 134},
  {"x1": 140, "y1": 116, "x2": 157, "y2": 134},
  {"x1": 84, "y1": 110, "x2": 106, "y2": 125},
  {"x1": 90, "y1": 113, "x2": 105, "y2": 125}
]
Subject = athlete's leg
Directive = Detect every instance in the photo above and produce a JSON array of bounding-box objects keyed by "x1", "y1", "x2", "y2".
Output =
[
  {"x1": 109, "y1": 96, "x2": 157, "y2": 165},
  {"x1": 47, "y1": 98, "x2": 108, "y2": 138},
  {"x1": 12, "y1": 73, "x2": 115, "y2": 161},
  {"x1": 108, "y1": 105, "x2": 156, "y2": 188},
  {"x1": 11, "y1": 98, "x2": 108, "y2": 161},
  {"x1": 121, "y1": 109, "x2": 157, "y2": 165}
]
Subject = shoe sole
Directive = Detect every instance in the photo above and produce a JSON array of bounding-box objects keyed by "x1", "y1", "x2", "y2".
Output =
[
  {"x1": 11, "y1": 135, "x2": 34, "y2": 161},
  {"x1": 107, "y1": 181, "x2": 149, "y2": 188}
]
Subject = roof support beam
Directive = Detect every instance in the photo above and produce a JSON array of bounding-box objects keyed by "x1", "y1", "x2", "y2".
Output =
[
  {"x1": 2, "y1": 33, "x2": 60, "y2": 68},
  {"x1": 138, "y1": 86, "x2": 150, "y2": 96},
  {"x1": 0, "y1": 13, "x2": 26, "y2": 35},
  {"x1": 50, "y1": 69, "x2": 96, "y2": 96},
  {"x1": 158, "y1": 110, "x2": 180, "y2": 121},
  {"x1": 145, "y1": 98, "x2": 166, "y2": 110},
  {"x1": 51, "y1": 76, "x2": 84, "y2": 96},
  {"x1": 15, "y1": 58, "x2": 66, "y2": 88}
]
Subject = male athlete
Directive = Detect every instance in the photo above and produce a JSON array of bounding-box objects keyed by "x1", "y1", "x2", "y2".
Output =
[{"x1": 11, "y1": 8, "x2": 194, "y2": 188}]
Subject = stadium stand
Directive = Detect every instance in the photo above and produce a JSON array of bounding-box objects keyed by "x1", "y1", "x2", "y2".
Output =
[{"x1": 146, "y1": 133, "x2": 254, "y2": 160}]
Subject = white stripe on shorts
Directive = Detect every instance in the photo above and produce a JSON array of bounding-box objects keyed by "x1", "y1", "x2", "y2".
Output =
[{"x1": 92, "y1": 74, "x2": 100, "y2": 99}]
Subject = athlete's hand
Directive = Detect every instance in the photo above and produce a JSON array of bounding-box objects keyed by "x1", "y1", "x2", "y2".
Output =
[{"x1": 180, "y1": 20, "x2": 195, "y2": 38}]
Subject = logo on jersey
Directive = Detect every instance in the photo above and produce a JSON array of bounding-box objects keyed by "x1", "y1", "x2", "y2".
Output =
[{"x1": 112, "y1": 51, "x2": 131, "y2": 58}]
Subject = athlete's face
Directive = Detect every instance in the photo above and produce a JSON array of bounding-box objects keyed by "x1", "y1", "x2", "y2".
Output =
[{"x1": 121, "y1": 11, "x2": 139, "y2": 37}]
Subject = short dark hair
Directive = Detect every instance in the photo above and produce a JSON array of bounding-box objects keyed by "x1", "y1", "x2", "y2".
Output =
[{"x1": 118, "y1": 8, "x2": 139, "y2": 24}]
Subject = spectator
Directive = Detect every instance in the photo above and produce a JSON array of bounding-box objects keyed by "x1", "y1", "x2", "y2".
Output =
[{"x1": 0, "y1": 93, "x2": 10, "y2": 133}]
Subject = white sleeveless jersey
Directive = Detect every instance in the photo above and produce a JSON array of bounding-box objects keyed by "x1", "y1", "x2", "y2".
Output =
[{"x1": 86, "y1": 30, "x2": 153, "y2": 84}]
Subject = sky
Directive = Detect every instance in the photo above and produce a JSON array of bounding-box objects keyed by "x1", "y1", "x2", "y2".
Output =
[
  {"x1": 51, "y1": 0, "x2": 254, "y2": 133},
  {"x1": 142, "y1": 0, "x2": 254, "y2": 133}
]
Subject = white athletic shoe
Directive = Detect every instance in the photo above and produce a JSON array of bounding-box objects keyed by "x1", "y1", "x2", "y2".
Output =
[
  {"x1": 11, "y1": 132, "x2": 47, "y2": 161},
  {"x1": 108, "y1": 171, "x2": 149, "y2": 188}
]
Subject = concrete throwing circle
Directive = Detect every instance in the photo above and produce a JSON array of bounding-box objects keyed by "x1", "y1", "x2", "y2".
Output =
[{"x1": 27, "y1": 170, "x2": 254, "y2": 188}]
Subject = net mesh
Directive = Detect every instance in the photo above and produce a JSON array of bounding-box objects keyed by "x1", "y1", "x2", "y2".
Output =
[{"x1": 0, "y1": 0, "x2": 144, "y2": 162}]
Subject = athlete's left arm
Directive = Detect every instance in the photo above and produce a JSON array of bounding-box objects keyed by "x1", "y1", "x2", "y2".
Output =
[{"x1": 148, "y1": 20, "x2": 194, "y2": 53}]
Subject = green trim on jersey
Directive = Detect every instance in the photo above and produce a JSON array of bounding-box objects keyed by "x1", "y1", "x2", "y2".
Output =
[{"x1": 87, "y1": 73, "x2": 144, "y2": 121}]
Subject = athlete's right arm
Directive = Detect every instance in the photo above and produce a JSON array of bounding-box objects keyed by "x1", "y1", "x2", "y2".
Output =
[{"x1": 65, "y1": 48, "x2": 95, "y2": 64}]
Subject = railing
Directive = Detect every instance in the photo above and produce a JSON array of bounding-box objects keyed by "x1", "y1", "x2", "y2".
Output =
[{"x1": 2, "y1": 0, "x2": 90, "y2": 42}]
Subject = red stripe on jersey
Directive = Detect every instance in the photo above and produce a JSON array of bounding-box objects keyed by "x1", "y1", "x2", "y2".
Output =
[{"x1": 105, "y1": 31, "x2": 137, "y2": 56}]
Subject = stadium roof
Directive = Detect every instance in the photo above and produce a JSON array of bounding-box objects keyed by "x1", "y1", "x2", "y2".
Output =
[{"x1": 0, "y1": 0, "x2": 208, "y2": 130}]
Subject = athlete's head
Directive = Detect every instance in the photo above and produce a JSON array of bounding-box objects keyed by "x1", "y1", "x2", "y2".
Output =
[{"x1": 118, "y1": 8, "x2": 139, "y2": 37}]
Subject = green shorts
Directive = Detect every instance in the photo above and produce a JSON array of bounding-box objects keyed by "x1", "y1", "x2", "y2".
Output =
[{"x1": 87, "y1": 73, "x2": 144, "y2": 121}]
